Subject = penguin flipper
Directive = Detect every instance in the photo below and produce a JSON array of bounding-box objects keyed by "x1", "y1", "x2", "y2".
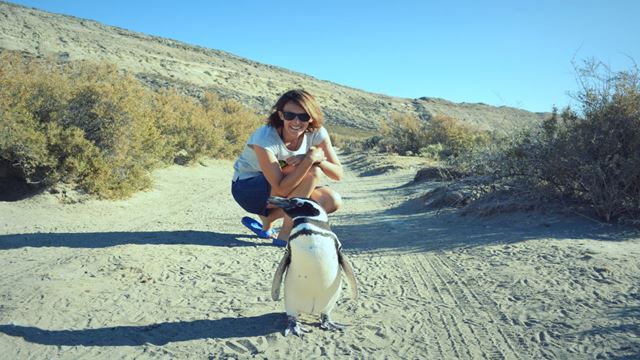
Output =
[
  {"x1": 338, "y1": 250, "x2": 358, "y2": 300},
  {"x1": 271, "y1": 249, "x2": 291, "y2": 301}
]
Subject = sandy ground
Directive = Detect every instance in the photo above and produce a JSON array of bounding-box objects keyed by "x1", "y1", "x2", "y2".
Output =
[{"x1": 0, "y1": 152, "x2": 639, "y2": 359}]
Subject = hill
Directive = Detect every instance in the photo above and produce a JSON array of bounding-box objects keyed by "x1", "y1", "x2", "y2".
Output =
[{"x1": 0, "y1": 1, "x2": 548, "y2": 132}]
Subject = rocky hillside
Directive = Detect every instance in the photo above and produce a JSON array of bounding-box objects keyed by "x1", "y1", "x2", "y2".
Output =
[{"x1": 0, "y1": 1, "x2": 548, "y2": 132}]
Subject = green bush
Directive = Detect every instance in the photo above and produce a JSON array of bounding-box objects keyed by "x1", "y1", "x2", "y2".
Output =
[{"x1": 0, "y1": 51, "x2": 262, "y2": 199}]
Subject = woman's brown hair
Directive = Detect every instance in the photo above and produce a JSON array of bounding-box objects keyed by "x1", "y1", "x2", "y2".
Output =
[{"x1": 266, "y1": 89, "x2": 323, "y2": 132}]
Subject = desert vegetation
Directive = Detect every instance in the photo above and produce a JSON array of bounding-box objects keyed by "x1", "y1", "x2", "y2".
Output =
[
  {"x1": 485, "y1": 60, "x2": 640, "y2": 223},
  {"x1": 343, "y1": 113, "x2": 491, "y2": 160},
  {"x1": 2, "y1": 49, "x2": 637, "y2": 223},
  {"x1": 0, "y1": 51, "x2": 262, "y2": 199},
  {"x1": 348, "y1": 60, "x2": 640, "y2": 224}
]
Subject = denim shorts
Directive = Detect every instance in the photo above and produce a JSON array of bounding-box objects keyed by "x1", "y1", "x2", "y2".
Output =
[{"x1": 231, "y1": 174, "x2": 271, "y2": 216}]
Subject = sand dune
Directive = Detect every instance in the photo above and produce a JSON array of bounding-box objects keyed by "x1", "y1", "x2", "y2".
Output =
[{"x1": 0, "y1": 153, "x2": 639, "y2": 359}]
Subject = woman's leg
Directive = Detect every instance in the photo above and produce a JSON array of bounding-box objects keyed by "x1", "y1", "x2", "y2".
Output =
[
  {"x1": 258, "y1": 207, "x2": 283, "y2": 234},
  {"x1": 275, "y1": 166, "x2": 322, "y2": 240},
  {"x1": 232, "y1": 175, "x2": 280, "y2": 234},
  {"x1": 310, "y1": 186, "x2": 342, "y2": 214}
]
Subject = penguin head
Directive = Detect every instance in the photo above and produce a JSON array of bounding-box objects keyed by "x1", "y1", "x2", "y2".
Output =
[{"x1": 267, "y1": 196, "x2": 326, "y2": 219}]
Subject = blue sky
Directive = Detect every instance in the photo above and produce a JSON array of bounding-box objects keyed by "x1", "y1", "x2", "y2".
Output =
[{"x1": 9, "y1": 0, "x2": 639, "y2": 113}]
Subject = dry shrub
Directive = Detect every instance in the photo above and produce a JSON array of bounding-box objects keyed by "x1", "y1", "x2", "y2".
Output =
[
  {"x1": 426, "y1": 115, "x2": 490, "y2": 158},
  {"x1": 153, "y1": 89, "x2": 217, "y2": 163},
  {"x1": 0, "y1": 107, "x2": 55, "y2": 183},
  {"x1": 476, "y1": 60, "x2": 640, "y2": 222},
  {"x1": 378, "y1": 113, "x2": 430, "y2": 155},
  {"x1": 545, "y1": 61, "x2": 640, "y2": 221},
  {"x1": 201, "y1": 92, "x2": 264, "y2": 158},
  {"x1": 326, "y1": 131, "x2": 356, "y2": 149},
  {"x1": 349, "y1": 112, "x2": 489, "y2": 162},
  {"x1": 0, "y1": 51, "x2": 261, "y2": 199},
  {"x1": 0, "y1": 53, "x2": 67, "y2": 185},
  {"x1": 326, "y1": 124, "x2": 376, "y2": 151},
  {"x1": 62, "y1": 63, "x2": 165, "y2": 197}
]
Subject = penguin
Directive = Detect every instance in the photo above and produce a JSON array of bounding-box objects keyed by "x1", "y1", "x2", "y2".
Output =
[{"x1": 268, "y1": 196, "x2": 358, "y2": 337}]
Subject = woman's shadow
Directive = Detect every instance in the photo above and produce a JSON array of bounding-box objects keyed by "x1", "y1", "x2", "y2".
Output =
[{"x1": 0, "y1": 313, "x2": 285, "y2": 346}]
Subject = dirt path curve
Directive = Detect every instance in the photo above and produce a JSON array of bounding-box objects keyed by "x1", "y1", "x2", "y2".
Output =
[{"x1": 0, "y1": 152, "x2": 639, "y2": 359}]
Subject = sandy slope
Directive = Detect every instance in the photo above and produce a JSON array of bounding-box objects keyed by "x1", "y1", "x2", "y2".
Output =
[
  {"x1": 0, "y1": 153, "x2": 639, "y2": 359},
  {"x1": 0, "y1": 2, "x2": 548, "y2": 132}
]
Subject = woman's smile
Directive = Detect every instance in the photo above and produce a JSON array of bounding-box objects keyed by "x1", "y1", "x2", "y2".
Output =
[{"x1": 281, "y1": 101, "x2": 311, "y2": 140}]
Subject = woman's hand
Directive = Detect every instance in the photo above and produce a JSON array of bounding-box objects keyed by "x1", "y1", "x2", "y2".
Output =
[
  {"x1": 306, "y1": 146, "x2": 326, "y2": 164},
  {"x1": 284, "y1": 154, "x2": 306, "y2": 167}
]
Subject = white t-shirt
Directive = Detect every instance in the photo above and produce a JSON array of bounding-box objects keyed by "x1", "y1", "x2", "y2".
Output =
[{"x1": 233, "y1": 125, "x2": 329, "y2": 180}]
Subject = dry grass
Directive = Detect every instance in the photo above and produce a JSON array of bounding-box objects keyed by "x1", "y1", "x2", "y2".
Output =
[{"x1": 0, "y1": 51, "x2": 262, "y2": 199}]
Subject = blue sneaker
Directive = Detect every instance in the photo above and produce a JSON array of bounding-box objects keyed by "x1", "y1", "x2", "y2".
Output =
[{"x1": 241, "y1": 216, "x2": 275, "y2": 239}]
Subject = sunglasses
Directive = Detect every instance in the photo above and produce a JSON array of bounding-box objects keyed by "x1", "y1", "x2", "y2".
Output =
[{"x1": 282, "y1": 111, "x2": 311, "y2": 122}]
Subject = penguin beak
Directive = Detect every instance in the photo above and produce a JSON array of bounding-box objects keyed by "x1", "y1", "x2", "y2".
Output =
[{"x1": 267, "y1": 196, "x2": 292, "y2": 208}]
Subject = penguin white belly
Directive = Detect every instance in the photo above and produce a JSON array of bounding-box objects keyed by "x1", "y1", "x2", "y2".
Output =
[{"x1": 284, "y1": 236, "x2": 342, "y2": 316}]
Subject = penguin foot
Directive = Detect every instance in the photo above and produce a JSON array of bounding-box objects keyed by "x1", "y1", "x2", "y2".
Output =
[
  {"x1": 320, "y1": 314, "x2": 346, "y2": 331},
  {"x1": 285, "y1": 316, "x2": 311, "y2": 337}
]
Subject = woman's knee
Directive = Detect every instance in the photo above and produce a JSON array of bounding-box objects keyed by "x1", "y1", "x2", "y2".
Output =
[
  {"x1": 315, "y1": 188, "x2": 342, "y2": 214},
  {"x1": 329, "y1": 191, "x2": 343, "y2": 213}
]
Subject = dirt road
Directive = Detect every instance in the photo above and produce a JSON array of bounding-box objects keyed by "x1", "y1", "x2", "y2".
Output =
[{"x1": 1, "y1": 153, "x2": 638, "y2": 359}]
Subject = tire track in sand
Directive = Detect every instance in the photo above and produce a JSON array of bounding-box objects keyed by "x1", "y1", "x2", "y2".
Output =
[
  {"x1": 400, "y1": 255, "x2": 447, "y2": 357},
  {"x1": 439, "y1": 254, "x2": 537, "y2": 359},
  {"x1": 399, "y1": 252, "x2": 532, "y2": 359},
  {"x1": 426, "y1": 253, "x2": 514, "y2": 359}
]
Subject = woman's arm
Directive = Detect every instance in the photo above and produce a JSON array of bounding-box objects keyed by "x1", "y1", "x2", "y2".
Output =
[
  {"x1": 315, "y1": 137, "x2": 343, "y2": 181},
  {"x1": 253, "y1": 145, "x2": 322, "y2": 197}
]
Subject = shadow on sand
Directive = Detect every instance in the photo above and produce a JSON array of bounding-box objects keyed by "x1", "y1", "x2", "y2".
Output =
[
  {"x1": 0, "y1": 312, "x2": 285, "y2": 346},
  {"x1": 333, "y1": 206, "x2": 639, "y2": 254},
  {"x1": 0, "y1": 231, "x2": 269, "y2": 250}
]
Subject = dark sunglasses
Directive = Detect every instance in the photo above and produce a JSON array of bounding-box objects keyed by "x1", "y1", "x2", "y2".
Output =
[{"x1": 282, "y1": 111, "x2": 311, "y2": 122}]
